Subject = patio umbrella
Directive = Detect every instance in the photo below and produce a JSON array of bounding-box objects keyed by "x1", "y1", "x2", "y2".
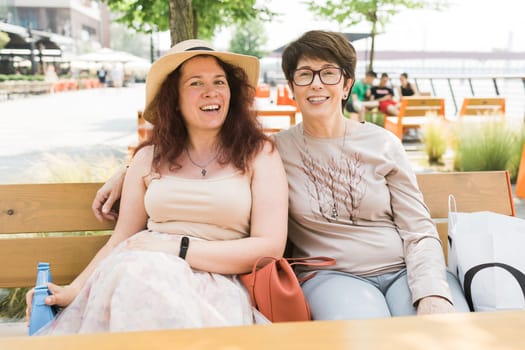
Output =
[{"x1": 72, "y1": 48, "x2": 148, "y2": 64}]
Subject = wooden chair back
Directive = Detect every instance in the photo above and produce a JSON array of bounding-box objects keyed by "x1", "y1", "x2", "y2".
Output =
[
  {"x1": 255, "y1": 83, "x2": 271, "y2": 98},
  {"x1": 0, "y1": 183, "x2": 114, "y2": 288},
  {"x1": 459, "y1": 97, "x2": 505, "y2": 117},
  {"x1": 256, "y1": 107, "x2": 297, "y2": 134},
  {"x1": 384, "y1": 96, "x2": 445, "y2": 139},
  {"x1": 275, "y1": 84, "x2": 298, "y2": 109},
  {"x1": 416, "y1": 171, "x2": 515, "y2": 261}
]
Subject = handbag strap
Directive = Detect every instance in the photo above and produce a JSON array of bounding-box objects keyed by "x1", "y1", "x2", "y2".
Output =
[
  {"x1": 246, "y1": 256, "x2": 336, "y2": 285},
  {"x1": 287, "y1": 256, "x2": 336, "y2": 283},
  {"x1": 287, "y1": 256, "x2": 336, "y2": 268}
]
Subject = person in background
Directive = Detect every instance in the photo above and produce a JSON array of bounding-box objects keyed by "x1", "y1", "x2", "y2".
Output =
[
  {"x1": 345, "y1": 70, "x2": 376, "y2": 121},
  {"x1": 97, "y1": 66, "x2": 107, "y2": 86},
  {"x1": 370, "y1": 72, "x2": 399, "y2": 116},
  {"x1": 91, "y1": 30, "x2": 470, "y2": 321},
  {"x1": 26, "y1": 39, "x2": 288, "y2": 334},
  {"x1": 397, "y1": 72, "x2": 419, "y2": 97}
]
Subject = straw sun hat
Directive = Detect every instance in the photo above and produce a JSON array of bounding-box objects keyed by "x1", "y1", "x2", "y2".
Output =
[{"x1": 144, "y1": 39, "x2": 260, "y2": 123}]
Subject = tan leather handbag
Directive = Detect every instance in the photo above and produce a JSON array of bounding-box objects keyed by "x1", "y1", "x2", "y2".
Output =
[{"x1": 239, "y1": 256, "x2": 336, "y2": 322}]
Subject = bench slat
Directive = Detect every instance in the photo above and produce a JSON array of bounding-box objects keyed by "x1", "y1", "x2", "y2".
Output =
[
  {"x1": 0, "y1": 183, "x2": 114, "y2": 234},
  {"x1": 416, "y1": 171, "x2": 514, "y2": 218},
  {"x1": 459, "y1": 97, "x2": 505, "y2": 117},
  {"x1": 0, "y1": 235, "x2": 110, "y2": 288}
]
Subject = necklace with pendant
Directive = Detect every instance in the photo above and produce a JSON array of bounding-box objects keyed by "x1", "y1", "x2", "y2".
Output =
[
  {"x1": 185, "y1": 148, "x2": 219, "y2": 177},
  {"x1": 302, "y1": 121, "x2": 347, "y2": 220}
]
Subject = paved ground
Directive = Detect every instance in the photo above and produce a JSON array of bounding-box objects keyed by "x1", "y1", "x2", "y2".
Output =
[
  {"x1": 0, "y1": 84, "x2": 145, "y2": 183},
  {"x1": 0, "y1": 85, "x2": 523, "y2": 217}
]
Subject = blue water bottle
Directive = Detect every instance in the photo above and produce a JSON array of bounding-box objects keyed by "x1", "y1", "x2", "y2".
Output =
[{"x1": 29, "y1": 262, "x2": 57, "y2": 335}]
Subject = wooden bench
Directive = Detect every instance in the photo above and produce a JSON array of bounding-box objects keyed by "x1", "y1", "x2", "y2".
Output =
[
  {"x1": 459, "y1": 97, "x2": 506, "y2": 117},
  {"x1": 384, "y1": 96, "x2": 445, "y2": 140},
  {"x1": 0, "y1": 170, "x2": 516, "y2": 337}
]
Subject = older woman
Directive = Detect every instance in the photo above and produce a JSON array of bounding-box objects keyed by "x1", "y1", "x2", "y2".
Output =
[
  {"x1": 26, "y1": 40, "x2": 288, "y2": 334},
  {"x1": 275, "y1": 30, "x2": 468, "y2": 319}
]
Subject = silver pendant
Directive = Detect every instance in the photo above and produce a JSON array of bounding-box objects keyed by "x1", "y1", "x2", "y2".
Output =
[{"x1": 201, "y1": 169, "x2": 207, "y2": 176}]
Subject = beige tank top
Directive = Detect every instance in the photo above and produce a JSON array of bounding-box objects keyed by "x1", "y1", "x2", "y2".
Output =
[{"x1": 144, "y1": 172, "x2": 252, "y2": 241}]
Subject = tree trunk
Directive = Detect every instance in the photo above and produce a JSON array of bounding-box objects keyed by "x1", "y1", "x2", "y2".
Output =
[
  {"x1": 169, "y1": 0, "x2": 194, "y2": 46},
  {"x1": 369, "y1": 32, "x2": 375, "y2": 72},
  {"x1": 368, "y1": 20, "x2": 377, "y2": 71}
]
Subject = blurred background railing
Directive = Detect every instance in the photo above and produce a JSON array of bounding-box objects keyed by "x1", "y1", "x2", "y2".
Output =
[{"x1": 412, "y1": 75, "x2": 524, "y2": 119}]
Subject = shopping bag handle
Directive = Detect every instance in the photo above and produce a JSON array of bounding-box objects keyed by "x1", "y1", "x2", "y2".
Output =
[
  {"x1": 448, "y1": 194, "x2": 458, "y2": 230},
  {"x1": 448, "y1": 194, "x2": 457, "y2": 213}
]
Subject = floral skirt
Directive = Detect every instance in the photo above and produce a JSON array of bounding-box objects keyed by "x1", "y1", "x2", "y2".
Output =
[{"x1": 37, "y1": 231, "x2": 258, "y2": 335}]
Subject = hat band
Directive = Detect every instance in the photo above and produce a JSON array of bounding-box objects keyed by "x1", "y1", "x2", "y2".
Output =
[{"x1": 185, "y1": 46, "x2": 214, "y2": 51}]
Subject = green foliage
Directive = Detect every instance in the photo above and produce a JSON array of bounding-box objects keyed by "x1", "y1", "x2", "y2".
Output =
[
  {"x1": 229, "y1": 20, "x2": 268, "y2": 58},
  {"x1": 0, "y1": 31, "x2": 9, "y2": 49},
  {"x1": 507, "y1": 127, "x2": 525, "y2": 182},
  {"x1": 422, "y1": 116, "x2": 448, "y2": 164},
  {"x1": 0, "y1": 287, "x2": 28, "y2": 319},
  {"x1": 104, "y1": 0, "x2": 276, "y2": 43},
  {"x1": 0, "y1": 74, "x2": 45, "y2": 82},
  {"x1": 104, "y1": 0, "x2": 169, "y2": 33},
  {"x1": 364, "y1": 111, "x2": 384, "y2": 127},
  {"x1": 453, "y1": 119, "x2": 521, "y2": 180},
  {"x1": 304, "y1": 0, "x2": 447, "y2": 70}
]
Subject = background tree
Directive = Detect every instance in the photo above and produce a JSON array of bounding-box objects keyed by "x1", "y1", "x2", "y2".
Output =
[
  {"x1": 104, "y1": 0, "x2": 275, "y2": 45},
  {"x1": 305, "y1": 0, "x2": 447, "y2": 71},
  {"x1": 110, "y1": 24, "x2": 151, "y2": 59},
  {"x1": 229, "y1": 20, "x2": 268, "y2": 58}
]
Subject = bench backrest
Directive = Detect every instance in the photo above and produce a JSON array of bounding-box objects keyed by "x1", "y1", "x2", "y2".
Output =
[
  {"x1": 0, "y1": 183, "x2": 114, "y2": 288},
  {"x1": 385, "y1": 96, "x2": 445, "y2": 139},
  {"x1": 399, "y1": 96, "x2": 445, "y2": 118},
  {"x1": 459, "y1": 97, "x2": 506, "y2": 117},
  {"x1": 0, "y1": 171, "x2": 514, "y2": 288},
  {"x1": 416, "y1": 171, "x2": 515, "y2": 261}
]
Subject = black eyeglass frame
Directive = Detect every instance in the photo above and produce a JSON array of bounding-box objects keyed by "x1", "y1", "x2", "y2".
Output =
[{"x1": 292, "y1": 67, "x2": 345, "y2": 86}]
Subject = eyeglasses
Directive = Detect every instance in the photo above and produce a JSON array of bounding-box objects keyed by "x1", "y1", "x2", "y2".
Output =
[{"x1": 292, "y1": 67, "x2": 344, "y2": 86}]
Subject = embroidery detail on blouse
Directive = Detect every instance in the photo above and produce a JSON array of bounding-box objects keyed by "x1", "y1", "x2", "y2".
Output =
[{"x1": 301, "y1": 151, "x2": 366, "y2": 223}]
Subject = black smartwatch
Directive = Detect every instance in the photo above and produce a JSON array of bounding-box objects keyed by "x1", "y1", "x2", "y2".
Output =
[{"x1": 179, "y1": 236, "x2": 190, "y2": 259}]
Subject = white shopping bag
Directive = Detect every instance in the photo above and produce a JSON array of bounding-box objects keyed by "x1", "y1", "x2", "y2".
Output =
[{"x1": 448, "y1": 195, "x2": 525, "y2": 312}]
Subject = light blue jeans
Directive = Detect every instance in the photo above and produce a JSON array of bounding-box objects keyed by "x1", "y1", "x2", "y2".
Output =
[{"x1": 301, "y1": 268, "x2": 470, "y2": 320}]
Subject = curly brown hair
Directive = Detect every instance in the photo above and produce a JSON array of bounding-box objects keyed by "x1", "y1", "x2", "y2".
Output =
[
  {"x1": 137, "y1": 55, "x2": 271, "y2": 173},
  {"x1": 281, "y1": 30, "x2": 357, "y2": 110}
]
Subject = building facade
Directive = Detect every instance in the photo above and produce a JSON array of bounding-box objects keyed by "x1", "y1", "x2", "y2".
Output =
[{"x1": 1, "y1": 0, "x2": 110, "y2": 54}]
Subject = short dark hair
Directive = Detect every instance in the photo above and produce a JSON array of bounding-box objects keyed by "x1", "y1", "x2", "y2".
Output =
[
  {"x1": 366, "y1": 70, "x2": 377, "y2": 78},
  {"x1": 281, "y1": 30, "x2": 356, "y2": 109},
  {"x1": 381, "y1": 73, "x2": 389, "y2": 79}
]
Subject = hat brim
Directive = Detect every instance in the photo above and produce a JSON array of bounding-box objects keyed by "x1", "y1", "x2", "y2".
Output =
[{"x1": 144, "y1": 50, "x2": 259, "y2": 123}]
